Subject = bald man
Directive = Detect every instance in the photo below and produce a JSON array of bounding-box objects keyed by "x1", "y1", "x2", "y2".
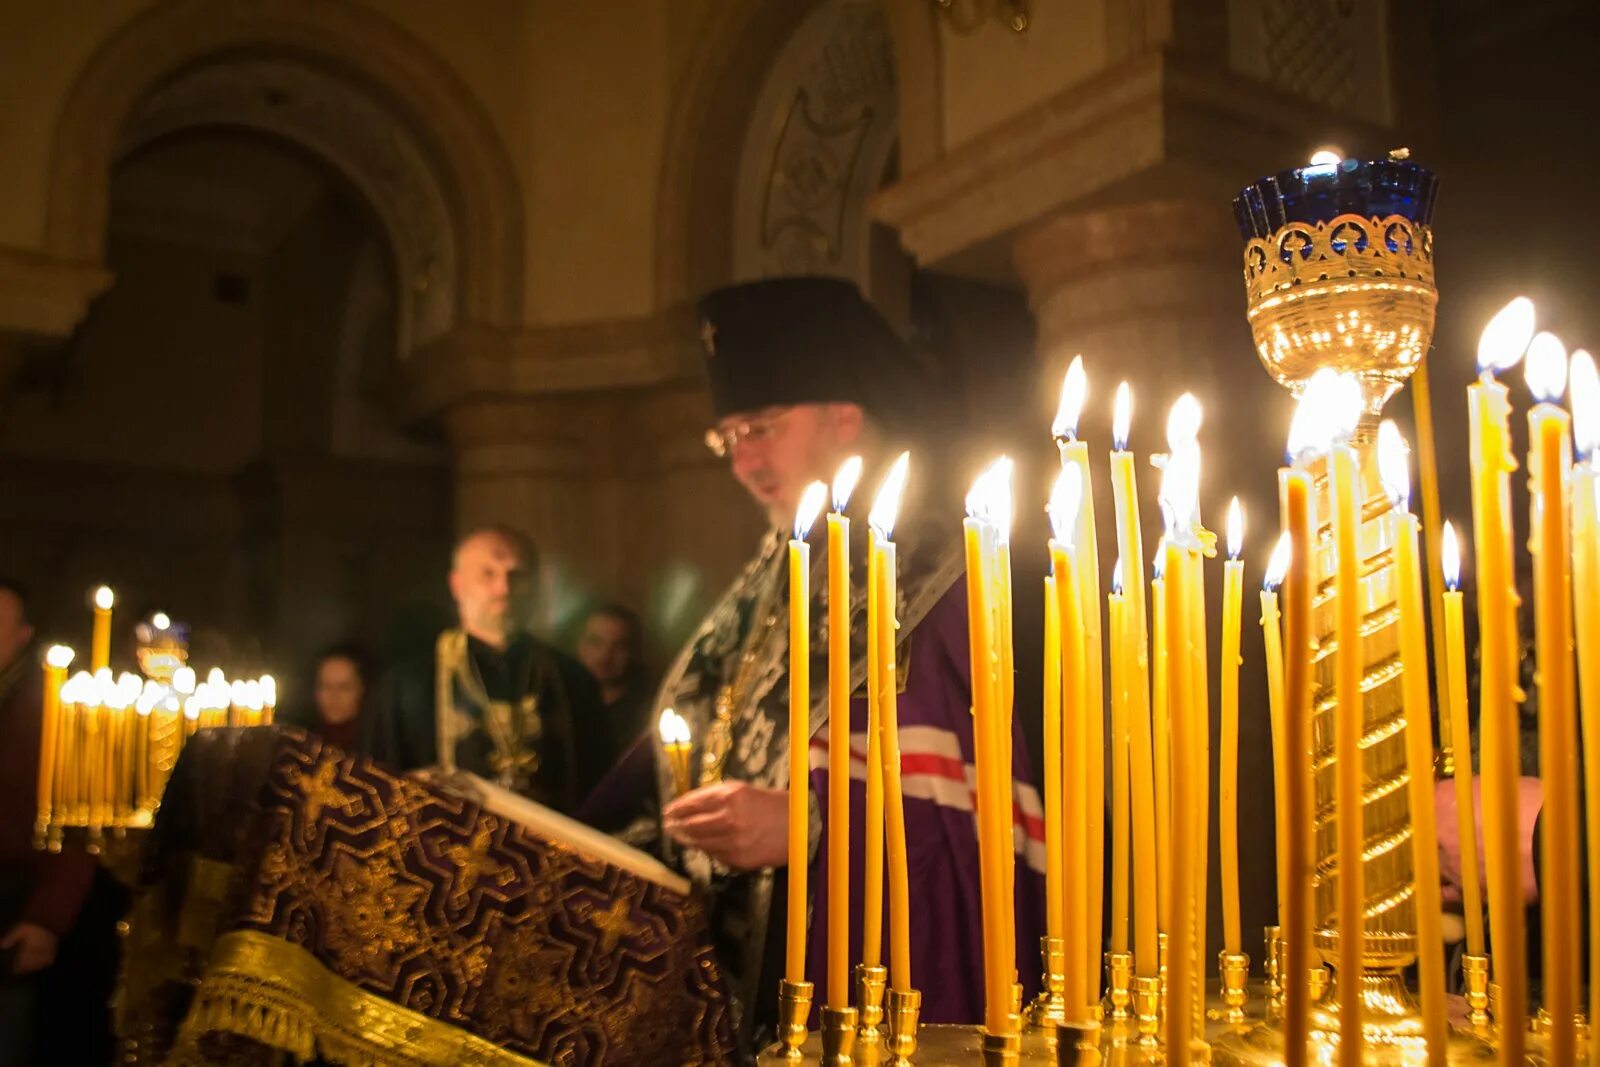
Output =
[{"x1": 366, "y1": 527, "x2": 610, "y2": 812}]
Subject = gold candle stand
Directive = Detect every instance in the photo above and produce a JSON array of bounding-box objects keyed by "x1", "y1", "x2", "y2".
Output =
[
  {"x1": 1462, "y1": 954, "x2": 1489, "y2": 1031},
  {"x1": 886, "y1": 988, "x2": 921, "y2": 1067},
  {"x1": 779, "y1": 979, "x2": 815, "y2": 1062},
  {"x1": 820, "y1": 1005, "x2": 860, "y2": 1066},
  {"x1": 1216, "y1": 952, "x2": 1249, "y2": 1027},
  {"x1": 857, "y1": 964, "x2": 888, "y2": 1051},
  {"x1": 1027, "y1": 937, "x2": 1067, "y2": 1027},
  {"x1": 1103, "y1": 952, "x2": 1133, "y2": 1024}
]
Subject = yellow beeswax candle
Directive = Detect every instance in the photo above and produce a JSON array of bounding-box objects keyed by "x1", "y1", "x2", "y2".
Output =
[
  {"x1": 90, "y1": 587, "x2": 113, "y2": 673},
  {"x1": 38, "y1": 646, "x2": 74, "y2": 839},
  {"x1": 863, "y1": 528, "x2": 884, "y2": 969},
  {"x1": 1049, "y1": 463, "x2": 1091, "y2": 1024},
  {"x1": 869, "y1": 453, "x2": 912, "y2": 992},
  {"x1": 1043, "y1": 574, "x2": 1064, "y2": 944},
  {"x1": 824, "y1": 458, "x2": 860, "y2": 1008},
  {"x1": 1261, "y1": 536, "x2": 1289, "y2": 932},
  {"x1": 1440, "y1": 525, "x2": 1485, "y2": 957},
  {"x1": 787, "y1": 481, "x2": 827, "y2": 987},
  {"x1": 1162, "y1": 536, "x2": 1197, "y2": 1066},
  {"x1": 1568, "y1": 349, "x2": 1600, "y2": 1032},
  {"x1": 1219, "y1": 499, "x2": 1245, "y2": 957},
  {"x1": 1330, "y1": 436, "x2": 1365, "y2": 1067},
  {"x1": 1151, "y1": 558, "x2": 1170, "y2": 934},
  {"x1": 1109, "y1": 574, "x2": 1130, "y2": 956}
]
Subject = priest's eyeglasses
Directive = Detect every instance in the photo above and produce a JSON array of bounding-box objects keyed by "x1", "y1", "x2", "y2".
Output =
[{"x1": 704, "y1": 407, "x2": 793, "y2": 459}]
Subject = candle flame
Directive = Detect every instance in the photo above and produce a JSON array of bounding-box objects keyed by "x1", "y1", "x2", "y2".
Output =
[
  {"x1": 1264, "y1": 531, "x2": 1291, "y2": 591},
  {"x1": 1478, "y1": 296, "x2": 1536, "y2": 375},
  {"x1": 1524, "y1": 332, "x2": 1568, "y2": 403},
  {"x1": 1442, "y1": 521, "x2": 1462, "y2": 591},
  {"x1": 1112, "y1": 382, "x2": 1132, "y2": 451},
  {"x1": 868, "y1": 451, "x2": 911, "y2": 540},
  {"x1": 658, "y1": 708, "x2": 691, "y2": 746},
  {"x1": 965, "y1": 456, "x2": 1015, "y2": 541},
  {"x1": 44, "y1": 645, "x2": 74, "y2": 670},
  {"x1": 260, "y1": 674, "x2": 277, "y2": 706},
  {"x1": 1165, "y1": 393, "x2": 1202, "y2": 452},
  {"x1": 1226, "y1": 497, "x2": 1243, "y2": 559},
  {"x1": 794, "y1": 480, "x2": 828, "y2": 540},
  {"x1": 1308, "y1": 147, "x2": 1343, "y2": 167},
  {"x1": 1052, "y1": 356, "x2": 1088, "y2": 442},
  {"x1": 173, "y1": 666, "x2": 196, "y2": 694},
  {"x1": 832, "y1": 455, "x2": 863, "y2": 512},
  {"x1": 59, "y1": 673, "x2": 82, "y2": 705},
  {"x1": 1047, "y1": 463, "x2": 1084, "y2": 546},
  {"x1": 151, "y1": 611, "x2": 170, "y2": 631},
  {"x1": 1377, "y1": 419, "x2": 1411, "y2": 511},
  {"x1": 1111, "y1": 558, "x2": 1124, "y2": 596},
  {"x1": 1572, "y1": 349, "x2": 1600, "y2": 458},
  {"x1": 184, "y1": 695, "x2": 200, "y2": 721},
  {"x1": 1291, "y1": 368, "x2": 1362, "y2": 456},
  {"x1": 137, "y1": 681, "x2": 161, "y2": 715},
  {"x1": 93, "y1": 585, "x2": 114, "y2": 611},
  {"x1": 207, "y1": 667, "x2": 226, "y2": 688}
]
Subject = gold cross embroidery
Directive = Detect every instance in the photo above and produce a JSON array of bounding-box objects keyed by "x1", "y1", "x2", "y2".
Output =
[
  {"x1": 294, "y1": 759, "x2": 355, "y2": 824},
  {"x1": 441, "y1": 823, "x2": 509, "y2": 904},
  {"x1": 589, "y1": 896, "x2": 641, "y2": 956}
]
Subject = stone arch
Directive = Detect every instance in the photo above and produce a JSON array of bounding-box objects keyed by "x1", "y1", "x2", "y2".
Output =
[{"x1": 44, "y1": 0, "x2": 524, "y2": 338}]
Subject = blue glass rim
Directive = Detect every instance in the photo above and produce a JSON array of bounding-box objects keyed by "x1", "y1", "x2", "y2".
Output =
[{"x1": 1232, "y1": 157, "x2": 1438, "y2": 241}]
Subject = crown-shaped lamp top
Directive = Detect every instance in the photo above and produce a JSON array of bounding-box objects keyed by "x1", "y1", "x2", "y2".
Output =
[{"x1": 1233, "y1": 154, "x2": 1438, "y2": 240}]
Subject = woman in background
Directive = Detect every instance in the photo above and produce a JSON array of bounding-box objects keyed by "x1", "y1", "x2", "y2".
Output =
[{"x1": 294, "y1": 642, "x2": 375, "y2": 751}]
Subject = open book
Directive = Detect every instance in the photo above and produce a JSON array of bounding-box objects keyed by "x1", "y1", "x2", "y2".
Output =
[{"x1": 452, "y1": 770, "x2": 691, "y2": 897}]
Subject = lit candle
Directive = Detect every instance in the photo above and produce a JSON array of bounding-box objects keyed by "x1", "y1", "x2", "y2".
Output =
[
  {"x1": 1569, "y1": 350, "x2": 1600, "y2": 1032},
  {"x1": 869, "y1": 454, "x2": 913, "y2": 993},
  {"x1": 1377, "y1": 421, "x2": 1449, "y2": 1061},
  {"x1": 1280, "y1": 386, "x2": 1323, "y2": 1067},
  {"x1": 1525, "y1": 334, "x2": 1580, "y2": 1061},
  {"x1": 1043, "y1": 572, "x2": 1065, "y2": 946},
  {"x1": 965, "y1": 458, "x2": 1015, "y2": 1035},
  {"x1": 90, "y1": 586, "x2": 114, "y2": 673},
  {"x1": 1156, "y1": 394, "x2": 1203, "y2": 1067},
  {"x1": 1109, "y1": 562, "x2": 1130, "y2": 956},
  {"x1": 1052, "y1": 355, "x2": 1105, "y2": 1001},
  {"x1": 1151, "y1": 543, "x2": 1170, "y2": 936},
  {"x1": 863, "y1": 524, "x2": 884, "y2": 970},
  {"x1": 1048, "y1": 464, "x2": 1091, "y2": 1024},
  {"x1": 1109, "y1": 382, "x2": 1159, "y2": 977},
  {"x1": 261, "y1": 675, "x2": 277, "y2": 726},
  {"x1": 37, "y1": 645, "x2": 74, "y2": 842},
  {"x1": 824, "y1": 456, "x2": 861, "y2": 1008},
  {"x1": 1468, "y1": 297, "x2": 1533, "y2": 1061},
  {"x1": 786, "y1": 480, "x2": 827, "y2": 987},
  {"x1": 1440, "y1": 523, "x2": 1485, "y2": 957},
  {"x1": 58, "y1": 674, "x2": 85, "y2": 827},
  {"x1": 659, "y1": 709, "x2": 692, "y2": 796},
  {"x1": 1219, "y1": 499, "x2": 1245, "y2": 957},
  {"x1": 1261, "y1": 535, "x2": 1290, "y2": 933}
]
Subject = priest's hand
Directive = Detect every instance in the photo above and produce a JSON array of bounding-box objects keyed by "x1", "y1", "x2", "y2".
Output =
[
  {"x1": 662, "y1": 781, "x2": 790, "y2": 870},
  {"x1": 1, "y1": 922, "x2": 58, "y2": 975}
]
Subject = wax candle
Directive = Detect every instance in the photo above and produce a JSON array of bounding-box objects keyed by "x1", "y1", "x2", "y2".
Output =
[
  {"x1": 1159, "y1": 519, "x2": 1199, "y2": 1062},
  {"x1": 1109, "y1": 566, "x2": 1130, "y2": 956},
  {"x1": 863, "y1": 526, "x2": 884, "y2": 969},
  {"x1": 869, "y1": 454, "x2": 912, "y2": 992},
  {"x1": 824, "y1": 457, "x2": 860, "y2": 1008},
  {"x1": 1043, "y1": 574, "x2": 1064, "y2": 945},
  {"x1": 1053, "y1": 356, "x2": 1105, "y2": 1000},
  {"x1": 966, "y1": 459, "x2": 1014, "y2": 1035},
  {"x1": 1409, "y1": 359, "x2": 1454, "y2": 762},
  {"x1": 1468, "y1": 298, "x2": 1533, "y2": 1061},
  {"x1": 1378, "y1": 421, "x2": 1449, "y2": 1061},
  {"x1": 37, "y1": 646, "x2": 74, "y2": 841},
  {"x1": 787, "y1": 481, "x2": 827, "y2": 987},
  {"x1": 1219, "y1": 499, "x2": 1245, "y2": 957},
  {"x1": 1569, "y1": 350, "x2": 1600, "y2": 1032},
  {"x1": 1151, "y1": 547, "x2": 1170, "y2": 936},
  {"x1": 1440, "y1": 524, "x2": 1485, "y2": 957},
  {"x1": 90, "y1": 587, "x2": 113, "y2": 673},
  {"x1": 1261, "y1": 536, "x2": 1289, "y2": 932},
  {"x1": 1049, "y1": 464, "x2": 1091, "y2": 1024},
  {"x1": 659, "y1": 709, "x2": 692, "y2": 796},
  {"x1": 1525, "y1": 336, "x2": 1579, "y2": 1062},
  {"x1": 1108, "y1": 383, "x2": 1159, "y2": 976}
]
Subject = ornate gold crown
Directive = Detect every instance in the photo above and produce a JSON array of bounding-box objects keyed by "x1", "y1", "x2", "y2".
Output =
[{"x1": 1242, "y1": 213, "x2": 1438, "y2": 411}]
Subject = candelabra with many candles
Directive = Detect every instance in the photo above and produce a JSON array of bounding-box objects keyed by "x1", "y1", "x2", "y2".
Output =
[{"x1": 759, "y1": 150, "x2": 1600, "y2": 1064}]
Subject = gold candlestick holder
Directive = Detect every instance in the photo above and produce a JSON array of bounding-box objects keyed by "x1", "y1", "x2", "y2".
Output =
[
  {"x1": 856, "y1": 963, "x2": 888, "y2": 1051},
  {"x1": 979, "y1": 1021, "x2": 1021, "y2": 1067},
  {"x1": 885, "y1": 988, "x2": 921, "y2": 1067},
  {"x1": 1054, "y1": 1020, "x2": 1102, "y2": 1065},
  {"x1": 1157, "y1": 932, "x2": 1169, "y2": 1022},
  {"x1": 1131, "y1": 975, "x2": 1161, "y2": 1049},
  {"x1": 1263, "y1": 927, "x2": 1283, "y2": 1018},
  {"x1": 778, "y1": 979, "x2": 814, "y2": 1062},
  {"x1": 1462, "y1": 953, "x2": 1489, "y2": 1031},
  {"x1": 1103, "y1": 952, "x2": 1133, "y2": 1024},
  {"x1": 820, "y1": 1005, "x2": 859, "y2": 1066},
  {"x1": 1028, "y1": 937, "x2": 1068, "y2": 1027},
  {"x1": 1217, "y1": 952, "x2": 1250, "y2": 1026}
]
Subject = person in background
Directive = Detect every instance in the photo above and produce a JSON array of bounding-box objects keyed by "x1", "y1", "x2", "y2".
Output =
[
  {"x1": 574, "y1": 604, "x2": 651, "y2": 754},
  {"x1": 0, "y1": 579, "x2": 98, "y2": 1065},
  {"x1": 287, "y1": 642, "x2": 375, "y2": 751}
]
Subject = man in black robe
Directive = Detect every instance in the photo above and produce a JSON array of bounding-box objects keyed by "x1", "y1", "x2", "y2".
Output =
[{"x1": 366, "y1": 526, "x2": 609, "y2": 813}]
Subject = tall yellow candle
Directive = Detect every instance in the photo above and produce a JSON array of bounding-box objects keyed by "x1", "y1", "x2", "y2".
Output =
[
  {"x1": 1439, "y1": 524, "x2": 1485, "y2": 957},
  {"x1": 90, "y1": 586, "x2": 114, "y2": 673},
  {"x1": 1219, "y1": 499, "x2": 1245, "y2": 956},
  {"x1": 869, "y1": 454, "x2": 912, "y2": 992},
  {"x1": 966, "y1": 459, "x2": 1014, "y2": 1035},
  {"x1": 824, "y1": 457, "x2": 860, "y2": 1008},
  {"x1": 862, "y1": 528, "x2": 884, "y2": 969},
  {"x1": 1468, "y1": 298, "x2": 1533, "y2": 1062},
  {"x1": 1108, "y1": 383, "x2": 1159, "y2": 975},
  {"x1": 786, "y1": 481, "x2": 827, "y2": 987},
  {"x1": 1151, "y1": 557, "x2": 1170, "y2": 934},
  {"x1": 1525, "y1": 335, "x2": 1579, "y2": 1062},
  {"x1": 1329, "y1": 431, "x2": 1365, "y2": 1067},
  {"x1": 1377, "y1": 421, "x2": 1449, "y2": 1062},
  {"x1": 1409, "y1": 357, "x2": 1455, "y2": 762},
  {"x1": 1049, "y1": 462, "x2": 1091, "y2": 1024},
  {"x1": 1109, "y1": 574, "x2": 1130, "y2": 955},
  {"x1": 1568, "y1": 349, "x2": 1600, "y2": 1034},
  {"x1": 1043, "y1": 575, "x2": 1065, "y2": 944},
  {"x1": 1053, "y1": 356, "x2": 1104, "y2": 999},
  {"x1": 37, "y1": 646, "x2": 74, "y2": 841},
  {"x1": 1261, "y1": 537, "x2": 1290, "y2": 933}
]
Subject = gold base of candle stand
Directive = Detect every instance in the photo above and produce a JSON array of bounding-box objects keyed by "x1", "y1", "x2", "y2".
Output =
[
  {"x1": 1103, "y1": 952, "x2": 1133, "y2": 1024},
  {"x1": 858, "y1": 964, "x2": 889, "y2": 1052},
  {"x1": 1460, "y1": 955, "x2": 1488, "y2": 1032},
  {"x1": 778, "y1": 980, "x2": 816, "y2": 1062},
  {"x1": 886, "y1": 988, "x2": 922, "y2": 1067},
  {"x1": 821, "y1": 1005, "x2": 860, "y2": 1066},
  {"x1": 1026, "y1": 938, "x2": 1067, "y2": 1027},
  {"x1": 1212, "y1": 953, "x2": 1249, "y2": 1026}
]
